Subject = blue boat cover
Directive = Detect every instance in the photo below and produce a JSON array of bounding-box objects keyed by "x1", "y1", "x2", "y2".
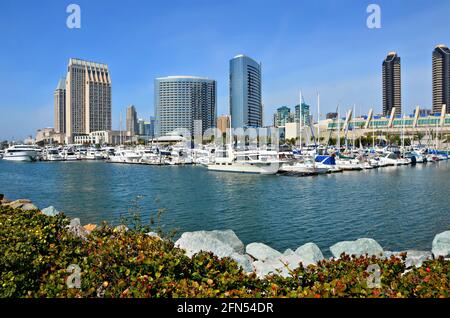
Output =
[{"x1": 315, "y1": 155, "x2": 336, "y2": 165}]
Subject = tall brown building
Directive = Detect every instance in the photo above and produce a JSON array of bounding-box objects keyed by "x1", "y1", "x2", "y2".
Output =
[
  {"x1": 126, "y1": 105, "x2": 138, "y2": 135},
  {"x1": 54, "y1": 77, "x2": 66, "y2": 134},
  {"x1": 432, "y1": 44, "x2": 450, "y2": 113},
  {"x1": 382, "y1": 52, "x2": 401, "y2": 116},
  {"x1": 65, "y1": 58, "x2": 112, "y2": 141},
  {"x1": 217, "y1": 115, "x2": 231, "y2": 134}
]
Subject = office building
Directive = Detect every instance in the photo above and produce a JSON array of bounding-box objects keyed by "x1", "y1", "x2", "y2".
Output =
[
  {"x1": 432, "y1": 44, "x2": 450, "y2": 113},
  {"x1": 217, "y1": 115, "x2": 231, "y2": 134},
  {"x1": 126, "y1": 105, "x2": 138, "y2": 135},
  {"x1": 230, "y1": 54, "x2": 262, "y2": 128},
  {"x1": 54, "y1": 77, "x2": 66, "y2": 134},
  {"x1": 382, "y1": 52, "x2": 402, "y2": 116},
  {"x1": 154, "y1": 76, "x2": 216, "y2": 137}
]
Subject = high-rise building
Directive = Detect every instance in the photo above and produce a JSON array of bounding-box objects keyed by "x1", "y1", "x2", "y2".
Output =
[
  {"x1": 154, "y1": 76, "x2": 216, "y2": 137},
  {"x1": 273, "y1": 106, "x2": 292, "y2": 127},
  {"x1": 65, "y1": 58, "x2": 112, "y2": 141},
  {"x1": 432, "y1": 44, "x2": 450, "y2": 113},
  {"x1": 230, "y1": 54, "x2": 262, "y2": 128},
  {"x1": 126, "y1": 105, "x2": 138, "y2": 135},
  {"x1": 217, "y1": 115, "x2": 231, "y2": 134},
  {"x1": 54, "y1": 77, "x2": 66, "y2": 134},
  {"x1": 138, "y1": 118, "x2": 145, "y2": 136},
  {"x1": 382, "y1": 52, "x2": 401, "y2": 116},
  {"x1": 295, "y1": 102, "x2": 310, "y2": 126}
]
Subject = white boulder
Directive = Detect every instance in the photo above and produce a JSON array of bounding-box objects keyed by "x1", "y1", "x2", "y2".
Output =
[
  {"x1": 246, "y1": 242, "x2": 282, "y2": 261},
  {"x1": 230, "y1": 253, "x2": 254, "y2": 273},
  {"x1": 295, "y1": 243, "x2": 324, "y2": 266},
  {"x1": 385, "y1": 250, "x2": 433, "y2": 268},
  {"x1": 41, "y1": 206, "x2": 60, "y2": 217},
  {"x1": 330, "y1": 238, "x2": 384, "y2": 258},
  {"x1": 175, "y1": 230, "x2": 244, "y2": 258},
  {"x1": 432, "y1": 231, "x2": 450, "y2": 258}
]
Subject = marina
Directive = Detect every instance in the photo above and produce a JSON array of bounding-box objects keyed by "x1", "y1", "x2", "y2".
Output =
[{"x1": 1, "y1": 149, "x2": 449, "y2": 256}]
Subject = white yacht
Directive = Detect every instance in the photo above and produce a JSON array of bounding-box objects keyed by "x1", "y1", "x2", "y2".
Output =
[
  {"x1": 45, "y1": 148, "x2": 65, "y2": 161},
  {"x1": 108, "y1": 149, "x2": 142, "y2": 164},
  {"x1": 85, "y1": 148, "x2": 105, "y2": 160},
  {"x1": 2, "y1": 145, "x2": 39, "y2": 162},
  {"x1": 206, "y1": 148, "x2": 281, "y2": 175},
  {"x1": 63, "y1": 148, "x2": 81, "y2": 161},
  {"x1": 280, "y1": 157, "x2": 329, "y2": 175}
]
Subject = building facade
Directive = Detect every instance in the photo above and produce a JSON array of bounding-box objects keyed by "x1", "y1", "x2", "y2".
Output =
[
  {"x1": 432, "y1": 44, "x2": 450, "y2": 113},
  {"x1": 230, "y1": 54, "x2": 262, "y2": 128},
  {"x1": 126, "y1": 105, "x2": 138, "y2": 135},
  {"x1": 54, "y1": 78, "x2": 66, "y2": 134},
  {"x1": 217, "y1": 115, "x2": 231, "y2": 134},
  {"x1": 382, "y1": 52, "x2": 402, "y2": 116},
  {"x1": 154, "y1": 76, "x2": 216, "y2": 137},
  {"x1": 295, "y1": 102, "x2": 310, "y2": 126},
  {"x1": 273, "y1": 106, "x2": 291, "y2": 127},
  {"x1": 65, "y1": 58, "x2": 112, "y2": 142}
]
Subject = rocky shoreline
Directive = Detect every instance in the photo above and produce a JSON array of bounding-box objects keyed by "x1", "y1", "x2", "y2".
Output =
[{"x1": 2, "y1": 194, "x2": 450, "y2": 278}]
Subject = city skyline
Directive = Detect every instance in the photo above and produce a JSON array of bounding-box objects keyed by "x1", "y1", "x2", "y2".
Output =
[{"x1": 1, "y1": 0, "x2": 450, "y2": 139}]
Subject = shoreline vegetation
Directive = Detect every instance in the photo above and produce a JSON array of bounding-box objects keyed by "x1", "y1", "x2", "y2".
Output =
[{"x1": 0, "y1": 194, "x2": 449, "y2": 298}]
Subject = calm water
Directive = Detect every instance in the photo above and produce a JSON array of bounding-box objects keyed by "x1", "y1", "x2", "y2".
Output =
[{"x1": 1, "y1": 160, "x2": 449, "y2": 256}]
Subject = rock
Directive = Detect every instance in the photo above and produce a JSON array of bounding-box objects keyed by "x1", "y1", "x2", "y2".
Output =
[
  {"x1": 253, "y1": 253, "x2": 302, "y2": 278},
  {"x1": 20, "y1": 203, "x2": 39, "y2": 211},
  {"x1": 432, "y1": 231, "x2": 450, "y2": 258},
  {"x1": 174, "y1": 230, "x2": 242, "y2": 258},
  {"x1": 283, "y1": 249, "x2": 295, "y2": 256},
  {"x1": 295, "y1": 243, "x2": 324, "y2": 266},
  {"x1": 146, "y1": 231, "x2": 160, "y2": 238},
  {"x1": 384, "y1": 250, "x2": 432, "y2": 268},
  {"x1": 67, "y1": 218, "x2": 88, "y2": 239},
  {"x1": 246, "y1": 243, "x2": 282, "y2": 261},
  {"x1": 330, "y1": 238, "x2": 384, "y2": 258},
  {"x1": 5, "y1": 199, "x2": 32, "y2": 209},
  {"x1": 41, "y1": 206, "x2": 60, "y2": 217},
  {"x1": 404, "y1": 250, "x2": 433, "y2": 268},
  {"x1": 230, "y1": 253, "x2": 254, "y2": 273},
  {"x1": 83, "y1": 224, "x2": 97, "y2": 232}
]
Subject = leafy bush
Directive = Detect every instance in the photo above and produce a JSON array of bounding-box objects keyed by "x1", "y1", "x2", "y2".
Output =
[{"x1": 0, "y1": 206, "x2": 448, "y2": 298}]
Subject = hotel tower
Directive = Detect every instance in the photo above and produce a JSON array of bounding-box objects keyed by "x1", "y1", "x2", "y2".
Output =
[
  {"x1": 65, "y1": 58, "x2": 112, "y2": 141},
  {"x1": 432, "y1": 44, "x2": 450, "y2": 113},
  {"x1": 382, "y1": 52, "x2": 402, "y2": 117}
]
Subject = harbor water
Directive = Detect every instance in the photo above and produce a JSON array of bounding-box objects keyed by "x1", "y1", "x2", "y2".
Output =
[{"x1": 0, "y1": 160, "x2": 449, "y2": 256}]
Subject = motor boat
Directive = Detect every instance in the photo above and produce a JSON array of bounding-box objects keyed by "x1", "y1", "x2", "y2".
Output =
[
  {"x1": 45, "y1": 148, "x2": 65, "y2": 161},
  {"x1": 108, "y1": 149, "x2": 142, "y2": 164},
  {"x1": 206, "y1": 148, "x2": 281, "y2": 174},
  {"x1": 2, "y1": 145, "x2": 39, "y2": 162}
]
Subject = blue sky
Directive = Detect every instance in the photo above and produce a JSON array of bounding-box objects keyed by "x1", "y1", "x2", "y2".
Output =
[{"x1": 0, "y1": 0, "x2": 449, "y2": 140}]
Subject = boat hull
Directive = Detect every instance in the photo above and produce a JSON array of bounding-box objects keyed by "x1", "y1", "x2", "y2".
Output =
[{"x1": 207, "y1": 163, "x2": 280, "y2": 175}]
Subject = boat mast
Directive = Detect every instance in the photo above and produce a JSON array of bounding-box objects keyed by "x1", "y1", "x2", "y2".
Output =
[
  {"x1": 317, "y1": 92, "x2": 320, "y2": 147},
  {"x1": 299, "y1": 90, "x2": 303, "y2": 150},
  {"x1": 337, "y1": 105, "x2": 340, "y2": 151}
]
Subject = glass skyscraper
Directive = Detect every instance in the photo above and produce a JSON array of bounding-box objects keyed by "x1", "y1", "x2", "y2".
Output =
[
  {"x1": 154, "y1": 76, "x2": 216, "y2": 137},
  {"x1": 432, "y1": 44, "x2": 450, "y2": 113},
  {"x1": 229, "y1": 54, "x2": 262, "y2": 128}
]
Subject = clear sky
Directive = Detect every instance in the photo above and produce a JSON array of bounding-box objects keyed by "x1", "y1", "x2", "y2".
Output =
[{"x1": 0, "y1": 0, "x2": 449, "y2": 140}]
